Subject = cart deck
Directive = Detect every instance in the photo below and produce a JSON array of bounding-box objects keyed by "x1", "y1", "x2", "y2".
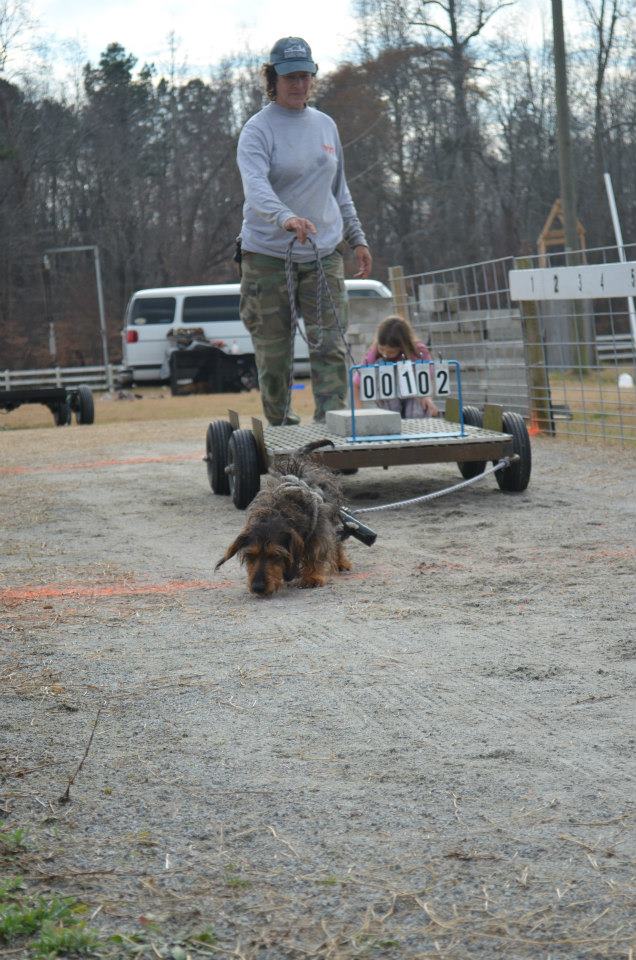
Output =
[{"x1": 253, "y1": 415, "x2": 514, "y2": 471}]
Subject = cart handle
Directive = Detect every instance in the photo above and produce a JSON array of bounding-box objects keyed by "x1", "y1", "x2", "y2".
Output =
[{"x1": 339, "y1": 509, "x2": 377, "y2": 546}]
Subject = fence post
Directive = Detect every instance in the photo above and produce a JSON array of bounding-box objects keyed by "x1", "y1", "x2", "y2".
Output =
[
  {"x1": 388, "y1": 265, "x2": 409, "y2": 319},
  {"x1": 515, "y1": 257, "x2": 555, "y2": 436}
]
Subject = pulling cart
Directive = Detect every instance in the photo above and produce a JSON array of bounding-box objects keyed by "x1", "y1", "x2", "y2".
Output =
[
  {"x1": 204, "y1": 359, "x2": 531, "y2": 511},
  {"x1": 0, "y1": 384, "x2": 95, "y2": 426}
]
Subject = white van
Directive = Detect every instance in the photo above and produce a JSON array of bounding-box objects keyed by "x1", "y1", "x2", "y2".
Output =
[{"x1": 120, "y1": 279, "x2": 392, "y2": 384}]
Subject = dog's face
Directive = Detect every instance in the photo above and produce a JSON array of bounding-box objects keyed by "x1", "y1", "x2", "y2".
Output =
[{"x1": 216, "y1": 518, "x2": 304, "y2": 597}]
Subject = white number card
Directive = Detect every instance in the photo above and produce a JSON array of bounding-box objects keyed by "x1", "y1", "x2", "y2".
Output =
[
  {"x1": 415, "y1": 363, "x2": 432, "y2": 396},
  {"x1": 378, "y1": 365, "x2": 397, "y2": 399},
  {"x1": 360, "y1": 368, "x2": 377, "y2": 402},
  {"x1": 396, "y1": 361, "x2": 418, "y2": 397},
  {"x1": 434, "y1": 362, "x2": 451, "y2": 396}
]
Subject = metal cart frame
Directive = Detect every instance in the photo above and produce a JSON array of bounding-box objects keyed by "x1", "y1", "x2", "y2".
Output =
[{"x1": 205, "y1": 400, "x2": 532, "y2": 510}]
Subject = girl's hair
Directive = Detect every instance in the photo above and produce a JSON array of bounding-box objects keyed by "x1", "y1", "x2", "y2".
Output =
[
  {"x1": 261, "y1": 63, "x2": 318, "y2": 102},
  {"x1": 374, "y1": 315, "x2": 420, "y2": 358}
]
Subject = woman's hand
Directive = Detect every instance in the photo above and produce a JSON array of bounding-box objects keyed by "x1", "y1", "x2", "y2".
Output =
[
  {"x1": 421, "y1": 396, "x2": 439, "y2": 417},
  {"x1": 353, "y1": 245, "x2": 372, "y2": 279},
  {"x1": 283, "y1": 217, "x2": 317, "y2": 244}
]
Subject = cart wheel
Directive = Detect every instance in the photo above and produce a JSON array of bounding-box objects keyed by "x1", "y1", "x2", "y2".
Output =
[
  {"x1": 205, "y1": 420, "x2": 233, "y2": 495},
  {"x1": 496, "y1": 412, "x2": 532, "y2": 493},
  {"x1": 75, "y1": 385, "x2": 95, "y2": 425},
  {"x1": 458, "y1": 405, "x2": 487, "y2": 479},
  {"x1": 227, "y1": 429, "x2": 261, "y2": 509},
  {"x1": 54, "y1": 401, "x2": 71, "y2": 426}
]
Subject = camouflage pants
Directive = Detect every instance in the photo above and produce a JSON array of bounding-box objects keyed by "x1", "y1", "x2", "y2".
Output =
[{"x1": 240, "y1": 250, "x2": 348, "y2": 425}]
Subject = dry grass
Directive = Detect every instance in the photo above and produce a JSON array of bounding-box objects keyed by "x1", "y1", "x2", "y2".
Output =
[
  {"x1": 0, "y1": 383, "x2": 316, "y2": 432},
  {"x1": 547, "y1": 371, "x2": 636, "y2": 443}
]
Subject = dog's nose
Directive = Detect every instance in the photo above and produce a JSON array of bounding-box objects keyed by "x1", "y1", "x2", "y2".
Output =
[{"x1": 250, "y1": 580, "x2": 267, "y2": 595}]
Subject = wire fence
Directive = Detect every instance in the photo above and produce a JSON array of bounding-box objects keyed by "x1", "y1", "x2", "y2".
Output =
[{"x1": 386, "y1": 243, "x2": 636, "y2": 446}]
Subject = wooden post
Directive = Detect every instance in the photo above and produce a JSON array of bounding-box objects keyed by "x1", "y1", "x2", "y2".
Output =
[
  {"x1": 515, "y1": 257, "x2": 555, "y2": 436},
  {"x1": 388, "y1": 265, "x2": 409, "y2": 320}
]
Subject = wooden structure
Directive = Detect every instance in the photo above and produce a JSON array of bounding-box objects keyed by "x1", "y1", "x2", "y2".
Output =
[{"x1": 537, "y1": 199, "x2": 586, "y2": 265}]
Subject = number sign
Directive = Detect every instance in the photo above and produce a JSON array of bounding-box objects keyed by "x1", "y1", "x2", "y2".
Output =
[
  {"x1": 510, "y1": 261, "x2": 636, "y2": 301},
  {"x1": 356, "y1": 360, "x2": 453, "y2": 400}
]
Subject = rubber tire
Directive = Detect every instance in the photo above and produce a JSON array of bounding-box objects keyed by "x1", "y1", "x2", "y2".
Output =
[
  {"x1": 206, "y1": 420, "x2": 233, "y2": 495},
  {"x1": 458, "y1": 405, "x2": 487, "y2": 479},
  {"x1": 495, "y1": 411, "x2": 532, "y2": 493},
  {"x1": 54, "y1": 401, "x2": 71, "y2": 426},
  {"x1": 76, "y1": 385, "x2": 95, "y2": 425},
  {"x1": 227, "y1": 429, "x2": 261, "y2": 510}
]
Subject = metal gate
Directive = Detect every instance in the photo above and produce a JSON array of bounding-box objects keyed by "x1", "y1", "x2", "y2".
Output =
[{"x1": 385, "y1": 244, "x2": 635, "y2": 445}]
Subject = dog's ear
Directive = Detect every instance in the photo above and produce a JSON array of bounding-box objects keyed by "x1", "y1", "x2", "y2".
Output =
[{"x1": 215, "y1": 532, "x2": 249, "y2": 570}]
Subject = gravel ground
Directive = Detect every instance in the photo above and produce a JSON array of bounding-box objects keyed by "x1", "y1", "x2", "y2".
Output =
[{"x1": 0, "y1": 415, "x2": 634, "y2": 959}]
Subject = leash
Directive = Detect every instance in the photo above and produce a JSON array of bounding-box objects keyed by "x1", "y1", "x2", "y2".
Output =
[
  {"x1": 274, "y1": 471, "x2": 378, "y2": 547},
  {"x1": 274, "y1": 473, "x2": 324, "y2": 537},
  {"x1": 282, "y1": 236, "x2": 354, "y2": 422},
  {"x1": 349, "y1": 456, "x2": 518, "y2": 515}
]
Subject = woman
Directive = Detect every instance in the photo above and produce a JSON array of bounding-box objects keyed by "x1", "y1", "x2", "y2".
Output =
[{"x1": 236, "y1": 37, "x2": 372, "y2": 425}]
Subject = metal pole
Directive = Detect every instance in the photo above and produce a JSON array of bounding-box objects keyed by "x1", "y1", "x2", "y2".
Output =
[
  {"x1": 41, "y1": 254, "x2": 57, "y2": 364},
  {"x1": 44, "y1": 244, "x2": 114, "y2": 392},
  {"x1": 604, "y1": 172, "x2": 636, "y2": 351},
  {"x1": 92, "y1": 247, "x2": 113, "y2": 391}
]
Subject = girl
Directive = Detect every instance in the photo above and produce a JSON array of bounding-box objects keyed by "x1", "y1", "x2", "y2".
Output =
[{"x1": 353, "y1": 316, "x2": 439, "y2": 417}]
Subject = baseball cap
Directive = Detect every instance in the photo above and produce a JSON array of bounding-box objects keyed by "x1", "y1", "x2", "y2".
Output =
[{"x1": 269, "y1": 37, "x2": 317, "y2": 75}]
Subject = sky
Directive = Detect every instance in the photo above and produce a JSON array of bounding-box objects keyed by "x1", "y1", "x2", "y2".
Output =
[{"x1": 15, "y1": 0, "x2": 584, "y2": 85}]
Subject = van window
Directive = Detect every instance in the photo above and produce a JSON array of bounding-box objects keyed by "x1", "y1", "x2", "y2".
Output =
[
  {"x1": 131, "y1": 297, "x2": 176, "y2": 324},
  {"x1": 347, "y1": 289, "x2": 385, "y2": 299},
  {"x1": 183, "y1": 295, "x2": 240, "y2": 324}
]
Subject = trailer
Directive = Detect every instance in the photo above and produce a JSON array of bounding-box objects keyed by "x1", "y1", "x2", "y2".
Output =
[
  {"x1": 204, "y1": 358, "x2": 530, "y2": 510},
  {"x1": 0, "y1": 384, "x2": 95, "y2": 426},
  {"x1": 204, "y1": 403, "x2": 529, "y2": 511}
]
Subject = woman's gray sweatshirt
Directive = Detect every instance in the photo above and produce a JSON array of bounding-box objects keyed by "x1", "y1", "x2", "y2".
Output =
[{"x1": 237, "y1": 102, "x2": 368, "y2": 262}]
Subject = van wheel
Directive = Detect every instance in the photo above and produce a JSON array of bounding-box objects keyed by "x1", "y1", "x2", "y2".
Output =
[
  {"x1": 227, "y1": 429, "x2": 260, "y2": 509},
  {"x1": 206, "y1": 420, "x2": 233, "y2": 495},
  {"x1": 458, "y1": 406, "x2": 486, "y2": 479}
]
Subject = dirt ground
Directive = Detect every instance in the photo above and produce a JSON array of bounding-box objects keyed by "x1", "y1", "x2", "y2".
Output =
[{"x1": 1, "y1": 391, "x2": 635, "y2": 959}]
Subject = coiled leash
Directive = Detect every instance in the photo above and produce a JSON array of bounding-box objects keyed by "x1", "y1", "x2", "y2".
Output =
[
  {"x1": 282, "y1": 235, "x2": 354, "y2": 424},
  {"x1": 276, "y1": 474, "x2": 324, "y2": 538},
  {"x1": 272, "y1": 469, "x2": 377, "y2": 546},
  {"x1": 349, "y1": 456, "x2": 519, "y2": 516}
]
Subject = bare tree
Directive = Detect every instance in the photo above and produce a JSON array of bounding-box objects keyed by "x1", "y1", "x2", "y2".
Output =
[
  {"x1": 408, "y1": 0, "x2": 516, "y2": 259},
  {"x1": 0, "y1": 0, "x2": 33, "y2": 73},
  {"x1": 579, "y1": 0, "x2": 627, "y2": 240}
]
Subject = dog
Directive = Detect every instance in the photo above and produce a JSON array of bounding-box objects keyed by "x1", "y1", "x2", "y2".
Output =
[{"x1": 215, "y1": 440, "x2": 352, "y2": 596}]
